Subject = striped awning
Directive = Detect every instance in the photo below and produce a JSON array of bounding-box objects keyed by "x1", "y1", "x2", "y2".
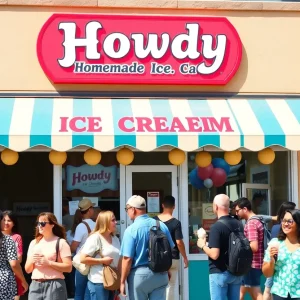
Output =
[{"x1": 0, "y1": 98, "x2": 299, "y2": 152}]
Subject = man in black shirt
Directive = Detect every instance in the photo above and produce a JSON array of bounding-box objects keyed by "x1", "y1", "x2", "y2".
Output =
[
  {"x1": 154, "y1": 195, "x2": 188, "y2": 300},
  {"x1": 197, "y1": 194, "x2": 243, "y2": 300}
]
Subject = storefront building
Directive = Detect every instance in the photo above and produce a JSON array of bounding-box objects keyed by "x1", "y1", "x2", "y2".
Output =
[{"x1": 1, "y1": 1, "x2": 300, "y2": 299}]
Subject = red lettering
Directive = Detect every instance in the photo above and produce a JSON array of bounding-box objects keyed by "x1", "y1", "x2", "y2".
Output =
[
  {"x1": 169, "y1": 117, "x2": 187, "y2": 132},
  {"x1": 118, "y1": 117, "x2": 135, "y2": 132},
  {"x1": 186, "y1": 117, "x2": 202, "y2": 132},
  {"x1": 201, "y1": 117, "x2": 233, "y2": 132},
  {"x1": 87, "y1": 117, "x2": 102, "y2": 132},
  {"x1": 59, "y1": 117, "x2": 69, "y2": 132},
  {"x1": 136, "y1": 117, "x2": 155, "y2": 132},
  {"x1": 69, "y1": 117, "x2": 87, "y2": 132},
  {"x1": 153, "y1": 117, "x2": 169, "y2": 132}
]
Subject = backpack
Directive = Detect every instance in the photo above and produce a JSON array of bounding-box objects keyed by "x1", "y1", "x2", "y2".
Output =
[
  {"x1": 148, "y1": 220, "x2": 172, "y2": 273},
  {"x1": 218, "y1": 218, "x2": 253, "y2": 276},
  {"x1": 248, "y1": 216, "x2": 271, "y2": 250}
]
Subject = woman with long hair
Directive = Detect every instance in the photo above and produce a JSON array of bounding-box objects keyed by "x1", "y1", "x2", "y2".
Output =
[
  {"x1": 263, "y1": 202, "x2": 296, "y2": 300},
  {"x1": 80, "y1": 211, "x2": 120, "y2": 300},
  {"x1": 0, "y1": 210, "x2": 28, "y2": 299},
  {"x1": 25, "y1": 212, "x2": 72, "y2": 300},
  {"x1": 2, "y1": 210, "x2": 24, "y2": 300},
  {"x1": 262, "y1": 209, "x2": 300, "y2": 300}
]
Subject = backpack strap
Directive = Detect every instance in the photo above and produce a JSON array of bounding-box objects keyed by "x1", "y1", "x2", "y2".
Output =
[
  {"x1": 82, "y1": 221, "x2": 91, "y2": 233},
  {"x1": 55, "y1": 238, "x2": 61, "y2": 262},
  {"x1": 156, "y1": 220, "x2": 160, "y2": 230},
  {"x1": 248, "y1": 216, "x2": 264, "y2": 223},
  {"x1": 218, "y1": 218, "x2": 243, "y2": 232}
]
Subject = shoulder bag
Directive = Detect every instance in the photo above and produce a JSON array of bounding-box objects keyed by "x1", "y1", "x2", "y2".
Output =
[{"x1": 99, "y1": 236, "x2": 121, "y2": 291}]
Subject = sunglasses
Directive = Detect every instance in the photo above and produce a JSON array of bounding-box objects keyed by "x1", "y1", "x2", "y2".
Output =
[
  {"x1": 36, "y1": 221, "x2": 50, "y2": 227},
  {"x1": 281, "y1": 219, "x2": 294, "y2": 226}
]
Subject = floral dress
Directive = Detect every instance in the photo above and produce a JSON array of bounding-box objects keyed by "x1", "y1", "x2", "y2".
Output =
[
  {"x1": 0, "y1": 235, "x2": 18, "y2": 299},
  {"x1": 264, "y1": 238, "x2": 300, "y2": 298}
]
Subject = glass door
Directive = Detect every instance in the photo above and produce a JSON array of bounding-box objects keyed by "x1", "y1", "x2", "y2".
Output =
[
  {"x1": 242, "y1": 183, "x2": 271, "y2": 215},
  {"x1": 125, "y1": 165, "x2": 178, "y2": 225},
  {"x1": 123, "y1": 165, "x2": 180, "y2": 300}
]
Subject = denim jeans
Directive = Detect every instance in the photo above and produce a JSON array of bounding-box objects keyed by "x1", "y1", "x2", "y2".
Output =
[
  {"x1": 74, "y1": 270, "x2": 90, "y2": 300},
  {"x1": 209, "y1": 271, "x2": 243, "y2": 300},
  {"x1": 87, "y1": 281, "x2": 114, "y2": 300},
  {"x1": 128, "y1": 266, "x2": 168, "y2": 300}
]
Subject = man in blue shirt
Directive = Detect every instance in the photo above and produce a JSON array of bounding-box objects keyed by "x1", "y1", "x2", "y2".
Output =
[{"x1": 120, "y1": 195, "x2": 175, "y2": 300}]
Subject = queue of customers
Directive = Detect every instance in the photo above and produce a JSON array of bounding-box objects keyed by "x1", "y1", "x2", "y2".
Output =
[
  {"x1": 0, "y1": 195, "x2": 188, "y2": 300},
  {"x1": 1, "y1": 194, "x2": 298, "y2": 300},
  {"x1": 197, "y1": 194, "x2": 299, "y2": 300}
]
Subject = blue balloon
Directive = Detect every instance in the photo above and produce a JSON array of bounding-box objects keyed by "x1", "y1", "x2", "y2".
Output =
[
  {"x1": 212, "y1": 158, "x2": 230, "y2": 175},
  {"x1": 189, "y1": 168, "x2": 204, "y2": 189}
]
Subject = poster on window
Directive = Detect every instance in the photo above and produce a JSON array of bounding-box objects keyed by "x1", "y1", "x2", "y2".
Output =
[
  {"x1": 147, "y1": 192, "x2": 160, "y2": 213},
  {"x1": 202, "y1": 203, "x2": 217, "y2": 231}
]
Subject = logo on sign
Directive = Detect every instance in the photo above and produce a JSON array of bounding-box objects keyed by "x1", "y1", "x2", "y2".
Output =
[
  {"x1": 66, "y1": 164, "x2": 118, "y2": 193},
  {"x1": 37, "y1": 14, "x2": 242, "y2": 85}
]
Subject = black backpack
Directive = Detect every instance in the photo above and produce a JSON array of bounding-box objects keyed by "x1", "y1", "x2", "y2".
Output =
[
  {"x1": 248, "y1": 216, "x2": 271, "y2": 250},
  {"x1": 219, "y1": 218, "x2": 253, "y2": 276},
  {"x1": 148, "y1": 220, "x2": 173, "y2": 273}
]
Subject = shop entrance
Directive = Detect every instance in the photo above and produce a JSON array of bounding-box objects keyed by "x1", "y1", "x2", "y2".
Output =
[{"x1": 123, "y1": 165, "x2": 180, "y2": 300}]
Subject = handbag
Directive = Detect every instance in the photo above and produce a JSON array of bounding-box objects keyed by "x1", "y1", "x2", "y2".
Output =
[
  {"x1": 72, "y1": 222, "x2": 92, "y2": 275},
  {"x1": 99, "y1": 237, "x2": 121, "y2": 291}
]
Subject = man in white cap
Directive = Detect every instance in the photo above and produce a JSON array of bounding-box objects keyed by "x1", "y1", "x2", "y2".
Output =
[
  {"x1": 120, "y1": 195, "x2": 174, "y2": 300},
  {"x1": 71, "y1": 198, "x2": 96, "y2": 300}
]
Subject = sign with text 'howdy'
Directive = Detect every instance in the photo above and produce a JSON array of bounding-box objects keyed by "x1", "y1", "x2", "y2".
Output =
[
  {"x1": 37, "y1": 14, "x2": 242, "y2": 85},
  {"x1": 66, "y1": 164, "x2": 118, "y2": 193}
]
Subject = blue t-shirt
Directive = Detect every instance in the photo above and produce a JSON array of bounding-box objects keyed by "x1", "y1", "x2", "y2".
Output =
[{"x1": 120, "y1": 214, "x2": 175, "y2": 269}]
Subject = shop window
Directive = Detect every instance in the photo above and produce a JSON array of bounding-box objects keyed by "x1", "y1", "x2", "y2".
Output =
[
  {"x1": 62, "y1": 152, "x2": 120, "y2": 234},
  {"x1": 188, "y1": 151, "x2": 289, "y2": 254}
]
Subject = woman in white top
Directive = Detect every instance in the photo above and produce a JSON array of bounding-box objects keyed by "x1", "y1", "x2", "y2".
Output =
[{"x1": 80, "y1": 210, "x2": 120, "y2": 300}]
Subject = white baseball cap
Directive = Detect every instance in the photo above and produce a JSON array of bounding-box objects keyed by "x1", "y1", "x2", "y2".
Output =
[{"x1": 126, "y1": 195, "x2": 146, "y2": 209}]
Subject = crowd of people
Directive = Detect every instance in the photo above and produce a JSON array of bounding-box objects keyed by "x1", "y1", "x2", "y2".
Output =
[
  {"x1": 0, "y1": 195, "x2": 188, "y2": 300},
  {"x1": 197, "y1": 194, "x2": 299, "y2": 300},
  {"x1": 0, "y1": 194, "x2": 299, "y2": 300}
]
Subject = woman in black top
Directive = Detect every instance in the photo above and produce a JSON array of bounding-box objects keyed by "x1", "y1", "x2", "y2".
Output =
[{"x1": 154, "y1": 195, "x2": 188, "y2": 300}]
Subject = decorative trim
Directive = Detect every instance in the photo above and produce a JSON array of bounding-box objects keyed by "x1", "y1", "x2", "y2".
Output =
[{"x1": 3, "y1": 0, "x2": 300, "y2": 12}]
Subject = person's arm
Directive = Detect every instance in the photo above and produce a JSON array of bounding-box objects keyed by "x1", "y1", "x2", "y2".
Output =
[
  {"x1": 250, "y1": 241, "x2": 259, "y2": 253},
  {"x1": 176, "y1": 240, "x2": 188, "y2": 268},
  {"x1": 5, "y1": 236, "x2": 28, "y2": 293},
  {"x1": 119, "y1": 229, "x2": 135, "y2": 296},
  {"x1": 197, "y1": 240, "x2": 220, "y2": 260},
  {"x1": 71, "y1": 241, "x2": 80, "y2": 253},
  {"x1": 71, "y1": 223, "x2": 86, "y2": 253},
  {"x1": 120, "y1": 256, "x2": 132, "y2": 297},
  {"x1": 80, "y1": 234, "x2": 114, "y2": 266},
  {"x1": 197, "y1": 225, "x2": 220, "y2": 260},
  {"x1": 10, "y1": 260, "x2": 28, "y2": 292},
  {"x1": 15, "y1": 235, "x2": 23, "y2": 263},
  {"x1": 245, "y1": 221, "x2": 259, "y2": 253},
  {"x1": 258, "y1": 215, "x2": 277, "y2": 223},
  {"x1": 25, "y1": 240, "x2": 35, "y2": 274},
  {"x1": 262, "y1": 242, "x2": 278, "y2": 277},
  {"x1": 48, "y1": 257, "x2": 72, "y2": 273}
]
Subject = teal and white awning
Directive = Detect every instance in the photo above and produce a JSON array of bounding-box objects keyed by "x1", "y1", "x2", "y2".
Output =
[{"x1": 0, "y1": 98, "x2": 299, "y2": 152}]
